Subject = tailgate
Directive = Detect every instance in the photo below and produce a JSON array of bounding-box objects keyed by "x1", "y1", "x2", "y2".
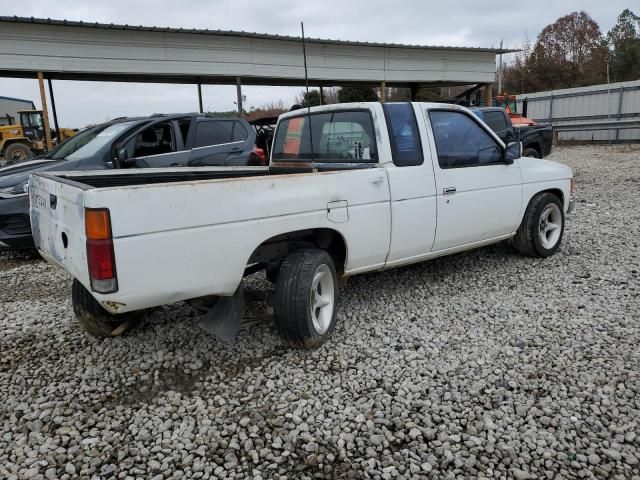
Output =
[{"x1": 29, "y1": 173, "x2": 89, "y2": 285}]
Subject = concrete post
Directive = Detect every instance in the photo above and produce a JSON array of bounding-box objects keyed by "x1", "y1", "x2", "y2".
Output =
[
  {"x1": 37, "y1": 72, "x2": 53, "y2": 151},
  {"x1": 236, "y1": 77, "x2": 243, "y2": 117},
  {"x1": 483, "y1": 83, "x2": 493, "y2": 107},
  {"x1": 319, "y1": 85, "x2": 324, "y2": 105},
  {"x1": 380, "y1": 81, "x2": 386, "y2": 103}
]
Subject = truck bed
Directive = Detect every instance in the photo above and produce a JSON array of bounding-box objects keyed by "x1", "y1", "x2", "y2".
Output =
[{"x1": 30, "y1": 163, "x2": 391, "y2": 314}]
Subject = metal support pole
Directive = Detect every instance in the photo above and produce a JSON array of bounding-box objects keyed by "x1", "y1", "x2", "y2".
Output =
[
  {"x1": 497, "y1": 39, "x2": 504, "y2": 94},
  {"x1": 47, "y1": 78, "x2": 61, "y2": 143},
  {"x1": 197, "y1": 83, "x2": 203, "y2": 113},
  {"x1": 319, "y1": 86, "x2": 324, "y2": 105},
  {"x1": 236, "y1": 77, "x2": 243, "y2": 117},
  {"x1": 483, "y1": 84, "x2": 493, "y2": 107},
  {"x1": 380, "y1": 81, "x2": 386, "y2": 103},
  {"x1": 615, "y1": 87, "x2": 625, "y2": 143},
  {"x1": 548, "y1": 95, "x2": 554, "y2": 125},
  {"x1": 37, "y1": 72, "x2": 52, "y2": 151},
  {"x1": 410, "y1": 84, "x2": 418, "y2": 101}
]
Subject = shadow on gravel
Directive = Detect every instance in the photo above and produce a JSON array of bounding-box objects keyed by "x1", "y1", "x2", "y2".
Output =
[
  {"x1": 0, "y1": 249, "x2": 42, "y2": 272},
  {"x1": 110, "y1": 344, "x2": 290, "y2": 406},
  {"x1": 114, "y1": 366, "x2": 203, "y2": 406}
]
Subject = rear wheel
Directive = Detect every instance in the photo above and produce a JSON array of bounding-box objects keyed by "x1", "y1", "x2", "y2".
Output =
[
  {"x1": 523, "y1": 147, "x2": 540, "y2": 159},
  {"x1": 4, "y1": 143, "x2": 33, "y2": 164},
  {"x1": 71, "y1": 279, "x2": 137, "y2": 337},
  {"x1": 273, "y1": 249, "x2": 338, "y2": 349},
  {"x1": 513, "y1": 192, "x2": 565, "y2": 258}
]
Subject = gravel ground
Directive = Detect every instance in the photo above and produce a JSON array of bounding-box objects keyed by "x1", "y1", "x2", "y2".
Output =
[{"x1": 1, "y1": 145, "x2": 639, "y2": 480}]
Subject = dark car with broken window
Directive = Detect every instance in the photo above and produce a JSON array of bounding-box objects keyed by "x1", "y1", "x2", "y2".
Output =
[{"x1": 0, "y1": 113, "x2": 262, "y2": 249}]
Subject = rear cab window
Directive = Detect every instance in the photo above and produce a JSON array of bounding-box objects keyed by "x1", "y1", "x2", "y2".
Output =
[
  {"x1": 483, "y1": 111, "x2": 508, "y2": 132},
  {"x1": 273, "y1": 110, "x2": 377, "y2": 163}
]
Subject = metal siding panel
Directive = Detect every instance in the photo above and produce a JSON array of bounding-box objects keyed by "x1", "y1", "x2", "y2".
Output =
[{"x1": 517, "y1": 80, "x2": 640, "y2": 141}]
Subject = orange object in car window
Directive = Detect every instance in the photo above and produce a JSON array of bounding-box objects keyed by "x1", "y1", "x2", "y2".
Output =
[{"x1": 282, "y1": 117, "x2": 304, "y2": 155}]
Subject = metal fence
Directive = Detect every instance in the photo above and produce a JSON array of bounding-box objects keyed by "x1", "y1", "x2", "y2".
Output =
[{"x1": 516, "y1": 79, "x2": 640, "y2": 142}]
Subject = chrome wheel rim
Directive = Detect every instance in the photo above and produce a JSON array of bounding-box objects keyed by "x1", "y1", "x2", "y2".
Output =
[
  {"x1": 539, "y1": 203, "x2": 562, "y2": 249},
  {"x1": 310, "y1": 264, "x2": 334, "y2": 335}
]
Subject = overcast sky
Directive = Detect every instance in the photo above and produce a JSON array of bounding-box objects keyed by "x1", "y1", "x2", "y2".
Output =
[{"x1": 0, "y1": 0, "x2": 628, "y2": 127}]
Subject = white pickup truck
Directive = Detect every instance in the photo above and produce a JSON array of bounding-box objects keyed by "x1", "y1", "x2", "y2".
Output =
[{"x1": 29, "y1": 102, "x2": 575, "y2": 348}]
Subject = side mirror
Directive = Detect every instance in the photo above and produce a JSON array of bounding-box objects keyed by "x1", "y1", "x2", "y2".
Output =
[
  {"x1": 114, "y1": 147, "x2": 130, "y2": 168},
  {"x1": 504, "y1": 141, "x2": 522, "y2": 164},
  {"x1": 117, "y1": 147, "x2": 129, "y2": 163}
]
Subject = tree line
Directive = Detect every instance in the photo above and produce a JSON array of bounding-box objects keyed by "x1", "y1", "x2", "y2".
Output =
[{"x1": 503, "y1": 9, "x2": 640, "y2": 93}]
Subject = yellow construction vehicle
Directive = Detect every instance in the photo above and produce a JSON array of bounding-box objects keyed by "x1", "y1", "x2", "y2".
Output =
[{"x1": 0, "y1": 110, "x2": 76, "y2": 163}]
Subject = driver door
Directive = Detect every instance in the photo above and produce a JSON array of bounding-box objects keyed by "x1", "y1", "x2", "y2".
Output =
[{"x1": 424, "y1": 108, "x2": 523, "y2": 252}]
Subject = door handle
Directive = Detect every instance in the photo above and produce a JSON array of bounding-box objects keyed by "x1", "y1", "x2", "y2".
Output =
[{"x1": 443, "y1": 187, "x2": 457, "y2": 194}]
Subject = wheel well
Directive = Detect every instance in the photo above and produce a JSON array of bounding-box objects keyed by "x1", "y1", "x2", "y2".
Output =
[
  {"x1": 247, "y1": 229, "x2": 347, "y2": 275},
  {"x1": 539, "y1": 188, "x2": 564, "y2": 205}
]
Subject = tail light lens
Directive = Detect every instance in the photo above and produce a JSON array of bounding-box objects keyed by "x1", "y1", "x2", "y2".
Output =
[
  {"x1": 85, "y1": 208, "x2": 118, "y2": 293},
  {"x1": 252, "y1": 146, "x2": 267, "y2": 165}
]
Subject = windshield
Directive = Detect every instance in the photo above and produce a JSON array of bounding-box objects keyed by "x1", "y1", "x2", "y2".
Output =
[{"x1": 45, "y1": 121, "x2": 139, "y2": 161}]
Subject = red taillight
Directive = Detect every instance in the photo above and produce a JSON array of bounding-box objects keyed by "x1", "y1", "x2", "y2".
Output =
[
  {"x1": 85, "y1": 208, "x2": 117, "y2": 293},
  {"x1": 253, "y1": 146, "x2": 267, "y2": 165}
]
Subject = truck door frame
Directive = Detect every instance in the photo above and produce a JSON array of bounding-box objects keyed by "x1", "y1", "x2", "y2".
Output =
[{"x1": 421, "y1": 106, "x2": 523, "y2": 252}]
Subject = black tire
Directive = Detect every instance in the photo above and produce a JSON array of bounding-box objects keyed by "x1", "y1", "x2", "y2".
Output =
[
  {"x1": 71, "y1": 279, "x2": 135, "y2": 337},
  {"x1": 523, "y1": 147, "x2": 540, "y2": 159},
  {"x1": 273, "y1": 249, "x2": 339, "y2": 349},
  {"x1": 4, "y1": 143, "x2": 33, "y2": 163},
  {"x1": 513, "y1": 192, "x2": 565, "y2": 258}
]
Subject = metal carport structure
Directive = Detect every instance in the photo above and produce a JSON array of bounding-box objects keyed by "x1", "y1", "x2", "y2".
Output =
[{"x1": 0, "y1": 16, "x2": 511, "y2": 147}]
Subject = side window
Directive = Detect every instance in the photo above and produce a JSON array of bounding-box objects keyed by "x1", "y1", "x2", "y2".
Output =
[
  {"x1": 430, "y1": 111, "x2": 503, "y2": 168},
  {"x1": 194, "y1": 120, "x2": 233, "y2": 147},
  {"x1": 382, "y1": 103, "x2": 423, "y2": 167},
  {"x1": 272, "y1": 111, "x2": 377, "y2": 163},
  {"x1": 132, "y1": 122, "x2": 175, "y2": 158},
  {"x1": 231, "y1": 121, "x2": 248, "y2": 142},
  {"x1": 483, "y1": 111, "x2": 508, "y2": 132}
]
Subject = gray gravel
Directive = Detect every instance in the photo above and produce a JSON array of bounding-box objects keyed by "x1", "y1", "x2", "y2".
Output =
[{"x1": 1, "y1": 144, "x2": 639, "y2": 479}]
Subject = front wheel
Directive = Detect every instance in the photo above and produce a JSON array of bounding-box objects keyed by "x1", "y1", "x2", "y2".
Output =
[
  {"x1": 513, "y1": 192, "x2": 565, "y2": 258},
  {"x1": 71, "y1": 279, "x2": 137, "y2": 337},
  {"x1": 273, "y1": 249, "x2": 338, "y2": 349}
]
